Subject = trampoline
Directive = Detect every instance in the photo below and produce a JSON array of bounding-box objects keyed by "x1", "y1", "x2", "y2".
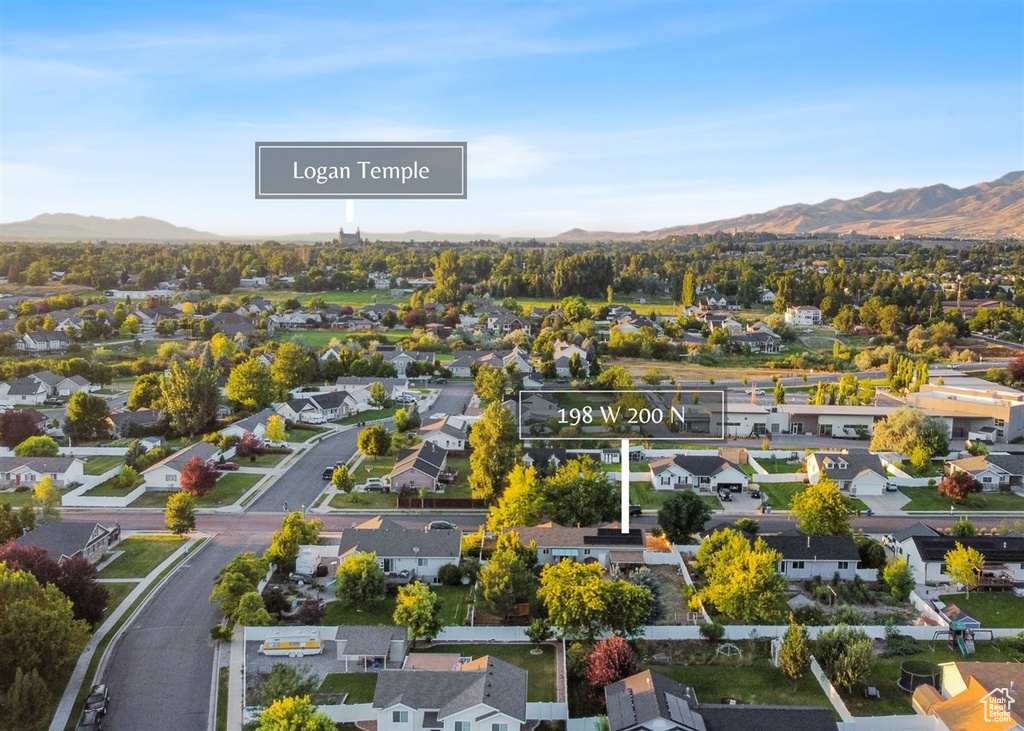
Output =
[{"x1": 897, "y1": 660, "x2": 940, "y2": 693}]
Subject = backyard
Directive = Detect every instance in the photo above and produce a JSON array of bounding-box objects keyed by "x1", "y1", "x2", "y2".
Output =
[
  {"x1": 317, "y1": 673, "x2": 378, "y2": 704},
  {"x1": 420, "y1": 643, "x2": 557, "y2": 702},
  {"x1": 323, "y1": 584, "x2": 473, "y2": 628},
  {"x1": 83, "y1": 455, "x2": 125, "y2": 475},
  {"x1": 99, "y1": 535, "x2": 183, "y2": 579},
  {"x1": 83, "y1": 473, "x2": 145, "y2": 497},
  {"x1": 898, "y1": 486, "x2": 1024, "y2": 512},
  {"x1": 939, "y1": 592, "x2": 1024, "y2": 628}
]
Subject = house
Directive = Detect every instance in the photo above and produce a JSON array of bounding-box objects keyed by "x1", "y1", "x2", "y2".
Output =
[
  {"x1": 0, "y1": 456, "x2": 85, "y2": 488},
  {"x1": 913, "y1": 661, "x2": 1024, "y2": 731},
  {"x1": 334, "y1": 378, "x2": 414, "y2": 409},
  {"x1": 731, "y1": 331, "x2": 782, "y2": 354},
  {"x1": 107, "y1": 408, "x2": 162, "y2": 438},
  {"x1": 275, "y1": 390, "x2": 356, "y2": 424},
  {"x1": 360, "y1": 303, "x2": 401, "y2": 322},
  {"x1": 28, "y1": 369, "x2": 64, "y2": 396},
  {"x1": 0, "y1": 376, "x2": 48, "y2": 405},
  {"x1": 759, "y1": 289, "x2": 777, "y2": 304},
  {"x1": 886, "y1": 521, "x2": 940, "y2": 561},
  {"x1": 383, "y1": 349, "x2": 436, "y2": 378},
  {"x1": 781, "y1": 404, "x2": 896, "y2": 437},
  {"x1": 520, "y1": 447, "x2": 568, "y2": 473},
  {"x1": 56, "y1": 375, "x2": 97, "y2": 397},
  {"x1": 209, "y1": 312, "x2": 257, "y2": 338},
  {"x1": 220, "y1": 408, "x2": 279, "y2": 442},
  {"x1": 16, "y1": 522, "x2": 119, "y2": 566},
  {"x1": 328, "y1": 515, "x2": 461, "y2": 584},
  {"x1": 907, "y1": 377, "x2": 1024, "y2": 443},
  {"x1": 899, "y1": 533, "x2": 1024, "y2": 586},
  {"x1": 334, "y1": 625, "x2": 408, "y2": 671},
  {"x1": 235, "y1": 298, "x2": 274, "y2": 316},
  {"x1": 700, "y1": 294, "x2": 729, "y2": 310},
  {"x1": 506, "y1": 523, "x2": 646, "y2": 568},
  {"x1": 389, "y1": 442, "x2": 449, "y2": 492},
  {"x1": 269, "y1": 311, "x2": 318, "y2": 331},
  {"x1": 605, "y1": 670, "x2": 838, "y2": 731},
  {"x1": 142, "y1": 441, "x2": 221, "y2": 491},
  {"x1": 806, "y1": 450, "x2": 889, "y2": 495},
  {"x1": 947, "y1": 453, "x2": 1024, "y2": 491},
  {"x1": 419, "y1": 416, "x2": 469, "y2": 452},
  {"x1": 373, "y1": 656, "x2": 527, "y2": 731},
  {"x1": 759, "y1": 533, "x2": 861, "y2": 581},
  {"x1": 784, "y1": 305, "x2": 823, "y2": 327},
  {"x1": 17, "y1": 330, "x2": 71, "y2": 352},
  {"x1": 649, "y1": 454, "x2": 747, "y2": 492}
]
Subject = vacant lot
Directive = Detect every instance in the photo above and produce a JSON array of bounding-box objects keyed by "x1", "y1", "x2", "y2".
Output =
[{"x1": 99, "y1": 536, "x2": 182, "y2": 579}]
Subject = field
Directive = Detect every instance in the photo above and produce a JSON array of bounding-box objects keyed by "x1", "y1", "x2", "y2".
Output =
[
  {"x1": 761, "y1": 481, "x2": 869, "y2": 512},
  {"x1": 421, "y1": 643, "x2": 557, "y2": 701},
  {"x1": 939, "y1": 592, "x2": 1024, "y2": 628},
  {"x1": 317, "y1": 673, "x2": 378, "y2": 703},
  {"x1": 99, "y1": 536, "x2": 183, "y2": 579},
  {"x1": 83, "y1": 455, "x2": 125, "y2": 475},
  {"x1": 323, "y1": 585, "x2": 471, "y2": 627},
  {"x1": 131, "y1": 473, "x2": 261, "y2": 508},
  {"x1": 898, "y1": 486, "x2": 1024, "y2": 512}
]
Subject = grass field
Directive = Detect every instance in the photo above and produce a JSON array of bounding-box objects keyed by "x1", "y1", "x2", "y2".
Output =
[
  {"x1": 84, "y1": 474, "x2": 144, "y2": 497},
  {"x1": 899, "y1": 486, "x2": 1024, "y2": 512},
  {"x1": 0, "y1": 489, "x2": 34, "y2": 507},
  {"x1": 422, "y1": 643, "x2": 557, "y2": 701},
  {"x1": 100, "y1": 581, "x2": 138, "y2": 620},
  {"x1": 758, "y1": 481, "x2": 868, "y2": 512},
  {"x1": 287, "y1": 426, "x2": 326, "y2": 443},
  {"x1": 247, "y1": 289, "x2": 404, "y2": 306},
  {"x1": 201, "y1": 472, "x2": 262, "y2": 506},
  {"x1": 329, "y1": 491, "x2": 397, "y2": 510},
  {"x1": 336, "y1": 405, "x2": 400, "y2": 425},
  {"x1": 100, "y1": 536, "x2": 183, "y2": 579},
  {"x1": 939, "y1": 592, "x2": 1024, "y2": 628},
  {"x1": 628, "y1": 482, "x2": 723, "y2": 512},
  {"x1": 318, "y1": 673, "x2": 379, "y2": 703},
  {"x1": 244, "y1": 451, "x2": 290, "y2": 468},
  {"x1": 651, "y1": 659, "x2": 832, "y2": 711},
  {"x1": 83, "y1": 455, "x2": 125, "y2": 475}
]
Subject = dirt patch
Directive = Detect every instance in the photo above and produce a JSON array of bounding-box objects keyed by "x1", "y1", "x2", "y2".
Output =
[{"x1": 610, "y1": 357, "x2": 807, "y2": 382}]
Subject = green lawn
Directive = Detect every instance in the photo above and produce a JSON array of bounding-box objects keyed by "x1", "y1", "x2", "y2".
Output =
[
  {"x1": 244, "y1": 451, "x2": 291, "y2": 468},
  {"x1": 83, "y1": 474, "x2": 144, "y2": 497},
  {"x1": 336, "y1": 405, "x2": 400, "y2": 425},
  {"x1": 754, "y1": 459, "x2": 803, "y2": 474},
  {"x1": 354, "y1": 457, "x2": 397, "y2": 480},
  {"x1": 287, "y1": 426, "x2": 327, "y2": 443},
  {"x1": 601, "y1": 461, "x2": 650, "y2": 474},
  {"x1": 891, "y1": 460, "x2": 942, "y2": 478},
  {"x1": 100, "y1": 581, "x2": 138, "y2": 620},
  {"x1": 252, "y1": 289, "x2": 404, "y2": 306},
  {"x1": 0, "y1": 489, "x2": 34, "y2": 507},
  {"x1": 329, "y1": 491, "x2": 397, "y2": 510},
  {"x1": 628, "y1": 483, "x2": 722, "y2": 511},
  {"x1": 434, "y1": 585, "x2": 474, "y2": 626},
  {"x1": 217, "y1": 668, "x2": 229, "y2": 731},
  {"x1": 760, "y1": 481, "x2": 868, "y2": 512},
  {"x1": 99, "y1": 536, "x2": 183, "y2": 578},
  {"x1": 422, "y1": 644, "x2": 557, "y2": 702},
  {"x1": 131, "y1": 473, "x2": 261, "y2": 508},
  {"x1": 83, "y1": 455, "x2": 125, "y2": 475},
  {"x1": 318, "y1": 673, "x2": 379, "y2": 703},
  {"x1": 438, "y1": 456, "x2": 471, "y2": 497},
  {"x1": 940, "y1": 592, "x2": 1024, "y2": 628},
  {"x1": 899, "y1": 486, "x2": 1024, "y2": 512},
  {"x1": 324, "y1": 597, "x2": 398, "y2": 626},
  {"x1": 651, "y1": 659, "x2": 832, "y2": 710}
]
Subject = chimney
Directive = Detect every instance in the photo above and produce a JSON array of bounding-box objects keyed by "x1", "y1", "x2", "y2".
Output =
[{"x1": 807, "y1": 536, "x2": 811, "y2": 549}]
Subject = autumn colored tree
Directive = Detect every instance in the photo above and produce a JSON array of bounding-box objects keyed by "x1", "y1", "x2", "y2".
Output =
[
  {"x1": 585, "y1": 635, "x2": 639, "y2": 695},
  {"x1": 778, "y1": 621, "x2": 811, "y2": 688},
  {"x1": 32, "y1": 475, "x2": 61, "y2": 522},
  {"x1": 357, "y1": 424, "x2": 392, "y2": 461},
  {"x1": 0, "y1": 409, "x2": 41, "y2": 449},
  {"x1": 336, "y1": 551, "x2": 386, "y2": 608},
  {"x1": 13, "y1": 435, "x2": 59, "y2": 457},
  {"x1": 255, "y1": 696, "x2": 334, "y2": 731},
  {"x1": 945, "y1": 542, "x2": 985, "y2": 597},
  {"x1": 938, "y1": 472, "x2": 983, "y2": 504},
  {"x1": 468, "y1": 403, "x2": 519, "y2": 503},
  {"x1": 393, "y1": 582, "x2": 443, "y2": 647},
  {"x1": 225, "y1": 357, "x2": 275, "y2": 410},
  {"x1": 180, "y1": 456, "x2": 218, "y2": 497}
]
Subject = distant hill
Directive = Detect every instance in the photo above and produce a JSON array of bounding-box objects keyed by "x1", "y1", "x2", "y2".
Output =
[
  {"x1": 549, "y1": 171, "x2": 1023, "y2": 241},
  {"x1": 0, "y1": 213, "x2": 221, "y2": 241}
]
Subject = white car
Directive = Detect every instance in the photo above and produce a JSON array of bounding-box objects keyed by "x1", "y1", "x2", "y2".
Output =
[{"x1": 745, "y1": 388, "x2": 765, "y2": 395}]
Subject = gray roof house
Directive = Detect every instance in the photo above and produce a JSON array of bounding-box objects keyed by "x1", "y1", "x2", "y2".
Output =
[
  {"x1": 759, "y1": 533, "x2": 861, "y2": 581},
  {"x1": 648, "y1": 455, "x2": 747, "y2": 492},
  {"x1": 324, "y1": 516, "x2": 461, "y2": 584},
  {"x1": 373, "y1": 655, "x2": 527, "y2": 731},
  {"x1": 142, "y1": 441, "x2": 221, "y2": 491},
  {"x1": 17, "y1": 521, "x2": 119, "y2": 565},
  {"x1": 605, "y1": 670, "x2": 838, "y2": 731},
  {"x1": 389, "y1": 442, "x2": 450, "y2": 492},
  {"x1": 806, "y1": 450, "x2": 889, "y2": 496}
]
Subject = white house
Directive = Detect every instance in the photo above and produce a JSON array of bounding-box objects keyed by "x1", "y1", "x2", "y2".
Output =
[
  {"x1": 648, "y1": 454, "x2": 747, "y2": 492},
  {"x1": 946, "y1": 453, "x2": 1024, "y2": 492},
  {"x1": 506, "y1": 523, "x2": 646, "y2": 568},
  {"x1": 17, "y1": 331, "x2": 71, "y2": 352},
  {"x1": 419, "y1": 416, "x2": 469, "y2": 452},
  {"x1": 330, "y1": 516, "x2": 461, "y2": 584},
  {"x1": 373, "y1": 656, "x2": 527, "y2": 731},
  {"x1": 0, "y1": 377, "x2": 48, "y2": 405},
  {"x1": 142, "y1": 442, "x2": 221, "y2": 491},
  {"x1": 57, "y1": 375, "x2": 98, "y2": 397},
  {"x1": 896, "y1": 531, "x2": 1024, "y2": 586},
  {"x1": 220, "y1": 408, "x2": 279, "y2": 442},
  {"x1": 784, "y1": 305, "x2": 823, "y2": 327},
  {"x1": 0, "y1": 456, "x2": 85, "y2": 488},
  {"x1": 275, "y1": 390, "x2": 356, "y2": 424},
  {"x1": 759, "y1": 533, "x2": 861, "y2": 581},
  {"x1": 806, "y1": 450, "x2": 889, "y2": 495}
]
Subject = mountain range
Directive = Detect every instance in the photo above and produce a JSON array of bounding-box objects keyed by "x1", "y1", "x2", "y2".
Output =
[{"x1": 2, "y1": 172, "x2": 1019, "y2": 242}]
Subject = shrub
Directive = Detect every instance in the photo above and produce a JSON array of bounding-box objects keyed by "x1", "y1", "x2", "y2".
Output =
[
  {"x1": 792, "y1": 604, "x2": 827, "y2": 626},
  {"x1": 460, "y1": 557, "x2": 481, "y2": 584},
  {"x1": 830, "y1": 604, "x2": 867, "y2": 625},
  {"x1": 699, "y1": 621, "x2": 725, "y2": 643},
  {"x1": 437, "y1": 563, "x2": 463, "y2": 587}
]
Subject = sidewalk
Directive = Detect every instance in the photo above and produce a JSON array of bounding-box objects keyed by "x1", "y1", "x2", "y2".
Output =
[{"x1": 48, "y1": 535, "x2": 210, "y2": 731}]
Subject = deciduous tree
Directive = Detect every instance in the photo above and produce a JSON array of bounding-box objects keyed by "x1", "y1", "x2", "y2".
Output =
[
  {"x1": 393, "y1": 582, "x2": 443, "y2": 647},
  {"x1": 815, "y1": 625, "x2": 873, "y2": 693},
  {"x1": 870, "y1": 407, "x2": 949, "y2": 461},
  {"x1": 474, "y1": 364, "x2": 508, "y2": 403},
  {"x1": 265, "y1": 513, "x2": 322, "y2": 573},
  {"x1": 270, "y1": 343, "x2": 316, "y2": 391},
  {"x1": 331, "y1": 464, "x2": 355, "y2": 494},
  {"x1": 882, "y1": 558, "x2": 914, "y2": 601},
  {"x1": 694, "y1": 528, "x2": 786, "y2": 623},
  {"x1": 357, "y1": 424, "x2": 392, "y2": 461},
  {"x1": 468, "y1": 403, "x2": 518, "y2": 503},
  {"x1": 336, "y1": 551, "x2": 387, "y2": 608},
  {"x1": 945, "y1": 542, "x2": 984, "y2": 597},
  {"x1": 791, "y1": 478, "x2": 851, "y2": 535},
  {"x1": 478, "y1": 551, "x2": 535, "y2": 620},
  {"x1": 585, "y1": 635, "x2": 639, "y2": 694},
  {"x1": 13, "y1": 435, "x2": 59, "y2": 457},
  {"x1": 180, "y1": 456, "x2": 218, "y2": 497},
  {"x1": 264, "y1": 414, "x2": 288, "y2": 444},
  {"x1": 657, "y1": 490, "x2": 712, "y2": 543},
  {"x1": 161, "y1": 358, "x2": 219, "y2": 437},
  {"x1": 938, "y1": 472, "x2": 983, "y2": 504},
  {"x1": 368, "y1": 381, "x2": 388, "y2": 409},
  {"x1": 64, "y1": 392, "x2": 110, "y2": 441},
  {"x1": 166, "y1": 491, "x2": 196, "y2": 538},
  {"x1": 226, "y1": 357, "x2": 275, "y2": 410},
  {"x1": 0, "y1": 410, "x2": 42, "y2": 449},
  {"x1": 778, "y1": 620, "x2": 811, "y2": 687},
  {"x1": 541, "y1": 457, "x2": 618, "y2": 527},
  {"x1": 255, "y1": 696, "x2": 335, "y2": 731},
  {"x1": 33, "y1": 476, "x2": 61, "y2": 523},
  {"x1": 486, "y1": 465, "x2": 542, "y2": 531},
  {"x1": 258, "y1": 664, "x2": 318, "y2": 709},
  {"x1": 233, "y1": 591, "x2": 274, "y2": 626}
]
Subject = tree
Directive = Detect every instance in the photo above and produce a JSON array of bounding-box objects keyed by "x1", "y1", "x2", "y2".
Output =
[
  {"x1": 180, "y1": 456, "x2": 218, "y2": 497},
  {"x1": 599, "y1": 579, "x2": 653, "y2": 638},
  {"x1": 55, "y1": 555, "x2": 109, "y2": 627},
  {"x1": 233, "y1": 591, "x2": 274, "y2": 626},
  {"x1": 210, "y1": 552, "x2": 268, "y2": 618},
  {"x1": 258, "y1": 664, "x2": 318, "y2": 708},
  {"x1": 226, "y1": 358, "x2": 275, "y2": 410},
  {"x1": 478, "y1": 551, "x2": 535, "y2": 620},
  {"x1": 0, "y1": 409, "x2": 42, "y2": 449},
  {"x1": 32, "y1": 476, "x2": 61, "y2": 523},
  {"x1": 855, "y1": 536, "x2": 887, "y2": 570},
  {"x1": 815, "y1": 625, "x2": 873, "y2": 693},
  {"x1": 357, "y1": 424, "x2": 392, "y2": 461},
  {"x1": 393, "y1": 582, "x2": 443, "y2": 647},
  {"x1": 336, "y1": 551, "x2": 387, "y2": 608},
  {"x1": 951, "y1": 516, "x2": 978, "y2": 537},
  {"x1": 368, "y1": 381, "x2": 389, "y2": 409},
  {"x1": 773, "y1": 380, "x2": 786, "y2": 405},
  {"x1": 585, "y1": 635, "x2": 639, "y2": 693},
  {"x1": 938, "y1": 472, "x2": 983, "y2": 504},
  {"x1": 13, "y1": 435, "x2": 59, "y2": 457},
  {"x1": 882, "y1": 558, "x2": 914, "y2": 601},
  {"x1": 870, "y1": 407, "x2": 949, "y2": 461},
  {"x1": 945, "y1": 542, "x2": 984, "y2": 597},
  {"x1": 526, "y1": 618, "x2": 554, "y2": 649},
  {"x1": 682, "y1": 271, "x2": 696, "y2": 307},
  {"x1": 255, "y1": 696, "x2": 334, "y2": 731},
  {"x1": 791, "y1": 478, "x2": 851, "y2": 535},
  {"x1": 1009, "y1": 354, "x2": 1024, "y2": 384},
  {"x1": 694, "y1": 529, "x2": 786, "y2": 623},
  {"x1": 271, "y1": 342, "x2": 316, "y2": 391},
  {"x1": 541, "y1": 457, "x2": 618, "y2": 527},
  {"x1": 63, "y1": 391, "x2": 111, "y2": 441},
  {"x1": 331, "y1": 464, "x2": 355, "y2": 494},
  {"x1": 0, "y1": 565, "x2": 90, "y2": 692},
  {"x1": 236, "y1": 430, "x2": 263, "y2": 459},
  {"x1": 127, "y1": 372, "x2": 164, "y2": 411},
  {"x1": 161, "y1": 358, "x2": 219, "y2": 437},
  {"x1": 486, "y1": 465, "x2": 542, "y2": 531},
  {"x1": 474, "y1": 364, "x2": 508, "y2": 403},
  {"x1": 266, "y1": 513, "x2": 323, "y2": 573},
  {"x1": 210, "y1": 332, "x2": 236, "y2": 362},
  {"x1": 468, "y1": 403, "x2": 519, "y2": 503},
  {"x1": 0, "y1": 667, "x2": 51, "y2": 730},
  {"x1": 166, "y1": 491, "x2": 196, "y2": 538},
  {"x1": 778, "y1": 621, "x2": 811, "y2": 688},
  {"x1": 657, "y1": 491, "x2": 713, "y2": 544},
  {"x1": 430, "y1": 249, "x2": 461, "y2": 304},
  {"x1": 0, "y1": 504, "x2": 34, "y2": 543},
  {"x1": 264, "y1": 414, "x2": 288, "y2": 444},
  {"x1": 538, "y1": 560, "x2": 605, "y2": 640}
]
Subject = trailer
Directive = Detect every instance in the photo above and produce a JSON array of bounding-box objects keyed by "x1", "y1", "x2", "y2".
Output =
[{"x1": 258, "y1": 629, "x2": 324, "y2": 657}]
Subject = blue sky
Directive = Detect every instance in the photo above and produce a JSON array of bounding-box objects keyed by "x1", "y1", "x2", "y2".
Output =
[{"x1": 1, "y1": 1, "x2": 1021, "y2": 236}]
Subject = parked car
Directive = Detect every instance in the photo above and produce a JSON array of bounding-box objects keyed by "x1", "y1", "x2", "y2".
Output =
[
  {"x1": 215, "y1": 462, "x2": 240, "y2": 471},
  {"x1": 744, "y1": 388, "x2": 765, "y2": 395},
  {"x1": 322, "y1": 467, "x2": 335, "y2": 480},
  {"x1": 427, "y1": 520, "x2": 458, "y2": 531},
  {"x1": 77, "y1": 709, "x2": 103, "y2": 731},
  {"x1": 628, "y1": 504, "x2": 643, "y2": 517},
  {"x1": 885, "y1": 482, "x2": 898, "y2": 492},
  {"x1": 84, "y1": 685, "x2": 108, "y2": 715},
  {"x1": 717, "y1": 490, "x2": 732, "y2": 502},
  {"x1": 288, "y1": 572, "x2": 313, "y2": 584},
  {"x1": 749, "y1": 488, "x2": 762, "y2": 499}
]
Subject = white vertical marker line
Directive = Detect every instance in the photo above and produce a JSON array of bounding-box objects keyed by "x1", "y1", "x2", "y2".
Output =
[
  {"x1": 621, "y1": 438, "x2": 630, "y2": 533},
  {"x1": 346, "y1": 199, "x2": 354, "y2": 223}
]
